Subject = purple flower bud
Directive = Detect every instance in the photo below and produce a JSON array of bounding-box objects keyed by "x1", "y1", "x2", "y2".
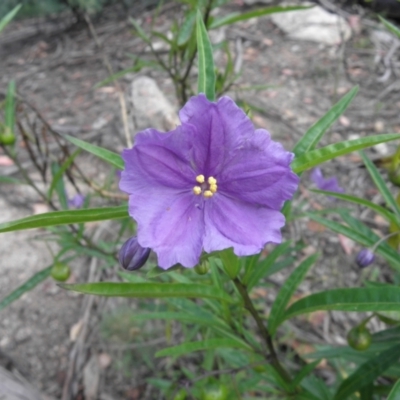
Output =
[
  {"x1": 68, "y1": 194, "x2": 85, "y2": 209},
  {"x1": 356, "y1": 248, "x2": 375, "y2": 268},
  {"x1": 311, "y1": 167, "x2": 344, "y2": 197},
  {"x1": 119, "y1": 236, "x2": 150, "y2": 271}
]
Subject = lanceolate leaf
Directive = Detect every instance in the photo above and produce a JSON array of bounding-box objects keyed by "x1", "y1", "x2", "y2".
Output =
[
  {"x1": 209, "y1": 5, "x2": 311, "y2": 29},
  {"x1": 0, "y1": 266, "x2": 52, "y2": 311},
  {"x1": 283, "y1": 287, "x2": 400, "y2": 322},
  {"x1": 334, "y1": 344, "x2": 400, "y2": 400},
  {"x1": 387, "y1": 378, "x2": 400, "y2": 400},
  {"x1": 311, "y1": 189, "x2": 399, "y2": 226},
  {"x1": 155, "y1": 338, "x2": 251, "y2": 358},
  {"x1": 244, "y1": 241, "x2": 292, "y2": 290},
  {"x1": 306, "y1": 213, "x2": 400, "y2": 271},
  {"x1": 0, "y1": 205, "x2": 128, "y2": 233},
  {"x1": 60, "y1": 282, "x2": 233, "y2": 302},
  {"x1": 291, "y1": 134, "x2": 400, "y2": 173},
  {"x1": 0, "y1": 4, "x2": 21, "y2": 34},
  {"x1": 379, "y1": 15, "x2": 400, "y2": 39},
  {"x1": 360, "y1": 151, "x2": 400, "y2": 218},
  {"x1": 293, "y1": 86, "x2": 359, "y2": 157},
  {"x1": 269, "y1": 253, "x2": 319, "y2": 335},
  {"x1": 196, "y1": 10, "x2": 215, "y2": 101},
  {"x1": 62, "y1": 134, "x2": 124, "y2": 170}
]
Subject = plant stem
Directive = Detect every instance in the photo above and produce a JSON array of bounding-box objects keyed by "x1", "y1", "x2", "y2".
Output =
[{"x1": 233, "y1": 277, "x2": 292, "y2": 384}]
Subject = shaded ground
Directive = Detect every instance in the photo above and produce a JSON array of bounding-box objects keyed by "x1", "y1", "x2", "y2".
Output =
[{"x1": 0, "y1": 1, "x2": 400, "y2": 399}]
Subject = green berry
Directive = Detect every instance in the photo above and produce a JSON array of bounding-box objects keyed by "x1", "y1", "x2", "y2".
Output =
[
  {"x1": 347, "y1": 326, "x2": 372, "y2": 351},
  {"x1": 51, "y1": 262, "x2": 71, "y2": 282},
  {"x1": 0, "y1": 132, "x2": 15, "y2": 145},
  {"x1": 202, "y1": 383, "x2": 228, "y2": 400}
]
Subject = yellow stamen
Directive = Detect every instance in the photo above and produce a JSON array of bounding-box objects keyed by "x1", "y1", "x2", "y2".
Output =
[
  {"x1": 196, "y1": 174, "x2": 205, "y2": 183},
  {"x1": 210, "y1": 184, "x2": 218, "y2": 193},
  {"x1": 208, "y1": 176, "x2": 217, "y2": 185},
  {"x1": 203, "y1": 190, "x2": 213, "y2": 198},
  {"x1": 193, "y1": 186, "x2": 202, "y2": 195}
]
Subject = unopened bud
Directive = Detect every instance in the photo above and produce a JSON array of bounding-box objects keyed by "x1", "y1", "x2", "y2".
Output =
[
  {"x1": 118, "y1": 236, "x2": 150, "y2": 271},
  {"x1": 355, "y1": 248, "x2": 375, "y2": 269},
  {"x1": 194, "y1": 261, "x2": 210, "y2": 275}
]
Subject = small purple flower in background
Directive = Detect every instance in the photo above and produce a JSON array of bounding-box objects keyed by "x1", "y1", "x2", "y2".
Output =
[
  {"x1": 119, "y1": 236, "x2": 151, "y2": 271},
  {"x1": 311, "y1": 167, "x2": 344, "y2": 194},
  {"x1": 356, "y1": 248, "x2": 375, "y2": 268},
  {"x1": 120, "y1": 94, "x2": 299, "y2": 269},
  {"x1": 68, "y1": 193, "x2": 85, "y2": 209}
]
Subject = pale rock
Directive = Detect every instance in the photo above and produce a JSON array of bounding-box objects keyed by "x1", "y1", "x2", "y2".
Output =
[
  {"x1": 130, "y1": 76, "x2": 180, "y2": 132},
  {"x1": 270, "y1": 4, "x2": 351, "y2": 45}
]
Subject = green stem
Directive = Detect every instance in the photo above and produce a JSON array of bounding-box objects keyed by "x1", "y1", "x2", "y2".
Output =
[{"x1": 233, "y1": 277, "x2": 292, "y2": 384}]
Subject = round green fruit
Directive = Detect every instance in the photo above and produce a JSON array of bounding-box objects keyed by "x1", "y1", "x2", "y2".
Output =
[
  {"x1": 51, "y1": 262, "x2": 71, "y2": 282},
  {"x1": 0, "y1": 132, "x2": 16, "y2": 145},
  {"x1": 202, "y1": 383, "x2": 228, "y2": 400},
  {"x1": 347, "y1": 326, "x2": 372, "y2": 351},
  {"x1": 172, "y1": 389, "x2": 187, "y2": 400}
]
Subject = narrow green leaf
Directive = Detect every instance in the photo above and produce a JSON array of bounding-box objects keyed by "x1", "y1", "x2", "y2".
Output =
[
  {"x1": 387, "y1": 378, "x2": 400, "y2": 400},
  {"x1": 196, "y1": 10, "x2": 215, "y2": 101},
  {"x1": 177, "y1": 10, "x2": 196, "y2": 46},
  {"x1": 0, "y1": 205, "x2": 128, "y2": 233},
  {"x1": 290, "y1": 359, "x2": 321, "y2": 391},
  {"x1": 129, "y1": 17, "x2": 151, "y2": 43},
  {"x1": 5, "y1": 80, "x2": 16, "y2": 133},
  {"x1": 209, "y1": 6, "x2": 311, "y2": 29},
  {"x1": 48, "y1": 149, "x2": 81, "y2": 199},
  {"x1": 60, "y1": 282, "x2": 233, "y2": 302},
  {"x1": 50, "y1": 162, "x2": 68, "y2": 209},
  {"x1": 360, "y1": 151, "x2": 400, "y2": 218},
  {"x1": 62, "y1": 134, "x2": 124, "y2": 170},
  {"x1": 292, "y1": 134, "x2": 400, "y2": 173},
  {"x1": 269, "y1": 253, "x2": 319, "y2": 335},
  {"x1": 311, "y1": 189, "x2": 399, "y2": 225},
  {"x1": 283, "y1": 287, "x2": 400, "y2": 322},
  {"x1": 0, "y1": 4, "x2": 21, "y2": 34},
  {"x1": 155, "y1": 338, "x2": 250, "y2": 358},
  {"x1": 0, "y1": 266, "x2": 51, "y2": 311},
  {"x1": 334, "y1": 344, "x2": 400, "y2": 400},
  {"x1": 245, "y1": 241, "x2": 292, "y2": 290},
  {"x1": 0, "y1": 176, "x2": 26, "y2": 184},
  {"x1": 306, "y1": 212, "x2": 400, "y2": 271},
  {"x1": 379, "y1": 16, "x2": 400, "y2": 39},
  {"x1": 293, "y1": 87, "x2": 358, "y2": 157}
]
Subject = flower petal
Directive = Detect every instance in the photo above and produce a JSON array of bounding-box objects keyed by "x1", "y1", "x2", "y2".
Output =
[
  {"x1": 129, "y1": 187, "x2": 205, "y2": 269},
  {"x1": 120, "y1": 126, "x2": 196, "y2": 193},
  {"x1": 203, "y1": 194, "x2": 284, "y2": 256},
  {"x1": 179, "y1": 94, "x2": 254, "y2": 176},
  {"x1": 219, "y1": 129, "x2": 299, "y2": 209}
]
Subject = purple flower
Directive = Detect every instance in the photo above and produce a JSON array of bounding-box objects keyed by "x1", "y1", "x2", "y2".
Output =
[
  {"x1": 311, "y1": 167, "x2": 344, "y2": 194},
  {"x1": 68, "y1": 193, "x2": 85, "y2": 209},
  {"x1": 119, "y1": 94, "x2": 299, "y2": 269},
  {"x1": 119, "y1": 236, "x2": 150, "y2": 271},
  {"x1": 356, "y1": 248, "x2": 375, "y2": 268}
]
